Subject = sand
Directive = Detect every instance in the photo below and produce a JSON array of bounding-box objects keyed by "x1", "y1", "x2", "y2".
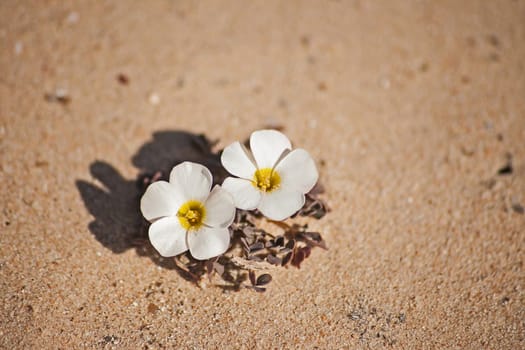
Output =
[{"x1": 1, "y1": 1, "x2": 524, "y2": 348}]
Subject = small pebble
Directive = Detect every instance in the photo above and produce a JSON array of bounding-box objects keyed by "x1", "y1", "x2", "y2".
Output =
[
  {"x1": 44, "y1": 88, "x2": 71, "y2": 105},
  {"x1": 419, "y1": 62, "x2": 429, "y2": 72},
  {"x1": 147, "y1": 303, "x2": 159, "y2": 314},
  {"x1": 511, "y1": 202, "x2": 524, "y2": 215},
  {"x1": 379, "y1": 76, "x2": 391, "y2": 89},
  {"x1": 14, "y1": 41, "x2": 23, "y2": 55},
  {"x1": 148, "y1": 92, "x2": 160, "y2": 105},
  {"x1": 117, "y1": 73, "x2": 129, "y2": 85},
  {"x1": 66, "y1": 11, "x2": 79, "y2": 24},
  {"x1": 300, "y1": 35, "x2": 310, "y2": 47},
  {"x1": 55, "y1": 88, "x2": 69, "y2": 99}
]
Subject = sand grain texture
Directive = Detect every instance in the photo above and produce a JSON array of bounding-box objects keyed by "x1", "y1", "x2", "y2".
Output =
[{"x1": 1, "y1": 1, "x2": 524, "y2": 349}]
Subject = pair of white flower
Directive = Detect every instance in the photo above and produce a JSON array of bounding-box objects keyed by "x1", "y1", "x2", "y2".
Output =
[{"x1": 140, "y1": 130, "x2": 318, "y2": 260}]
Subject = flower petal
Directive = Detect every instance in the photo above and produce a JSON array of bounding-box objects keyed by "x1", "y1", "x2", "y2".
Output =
[
  {"x1": 140, "y1": 181, "x2": 183, "y2": 221},
  {"x1": 222, "y1": 177, "x2": 261, "y2": 210},
  {"x1": 188, "y1": 226, "x2": 230, "y2": 260},
  {"x1": 204, "y1": 185, "x2": 236, "y2": 228},
  {"x1": 250, "y1": 129, "x2": 292, "y2": 169},
  {"x1": 258, "y1": 189, "x2": 305, "y2": 221},
  {"x1": 275, "y1": 148, "x2": 319, "y2": 194},
  {"x1": 148, "y1": 216, "x2": 188, "y2": 257},
  {"x1": 169, "y1": 161, "x2": 212, "y2": 202},
  {"x1": 221, "y1": 141, "x2": 256, "y2": 179}
]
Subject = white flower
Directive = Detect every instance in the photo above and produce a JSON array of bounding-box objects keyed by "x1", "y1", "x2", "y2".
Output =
[
  {"x1": 221, "y1": 129, "x2": 318, "y2": 221},
  {"x1": 140, "y1": 162, "x2": 235, "y2": 260}
]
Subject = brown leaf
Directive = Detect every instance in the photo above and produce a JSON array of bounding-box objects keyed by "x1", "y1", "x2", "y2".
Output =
[
  {"x1": 291, "y1": 246, "x2": 312, "y2": 268},
  {"x1": 242, "y1": 226, "x2": 256, "y2": 237},
  {"x1": 303, "y1": 231, "x2": 322, "y2": 242},
  {"x1": 249, "y1": 241, "x2": 265, "y2": 252},
  {"x1": 282, "y1": 251, "x2": 293, "y2": 266},
  {"x1": 213, "y1": 262, "x2": 224, "y2": 276},
  {"x1": 266, "y1": 254, "x2": 282, "y2": 266},
  {"x1": 285, "y1": 239, "x2": 296, "y2": 250},
  {"x1": 292, "y1": 249, "x2": 305, "y2": 268},
  {"x1": 301, "y1": 232, "x2": 328, "y2": 250},
  {"x1": 240, "y1": 237, "x2": 250, "y2": 252},
  {"x1": 247, "y1": 255, "x2": 263, "y2": 262},
  {"x1": 256, "y1": 274, "x2": 272, "y2": 286},
  {"x1": 249, "y1": 270, "x2": 256, "y2": 286},
  {"x1": 302, "y1": 246, "x2": 312, "y2": 258}
]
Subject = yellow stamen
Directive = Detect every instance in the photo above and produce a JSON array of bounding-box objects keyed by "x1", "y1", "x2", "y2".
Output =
[
  {"x1": 252, "y1": 168, "x2": 281, "y2": 192},
  {"x1": 178, "y1": 200, "x2": 206, "y2": 230}
]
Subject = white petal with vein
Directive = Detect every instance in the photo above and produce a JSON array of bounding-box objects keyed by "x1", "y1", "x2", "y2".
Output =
[
  {"x1": 148, "y1": 216, "x2": 188, "y2": 257},
  {"x1": 204, "y1": 185, "x2": 236, "y2": 228},
  {"x1": 250, "y1": 130, "x2": 292, "y2": 169},
  {"x1": 169, "y1": 162, "x2": 212, "y2": 202},
  {"x1": 188, "y1": 227, "x2": 230, "y2": 260},
  {"x1": 258, "y1": 189, "x2": 305, "y2": 221},
  {"x1": 222, "y1": 177, "x2": 261, "y2": 210},
  {"x1": 140, "y1": 181, "x2": 183, "y2": 221},
  {"x1": 221, "y1": 141, "x2": 256, "y2": 179},
  {"x1": 276, "y1": 148, "x2": 318, "y2": 193}
]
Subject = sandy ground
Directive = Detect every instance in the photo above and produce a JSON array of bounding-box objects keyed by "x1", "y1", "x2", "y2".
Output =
[{"x1": 1, "y1": 1, "x2": 524, "y2": 348}]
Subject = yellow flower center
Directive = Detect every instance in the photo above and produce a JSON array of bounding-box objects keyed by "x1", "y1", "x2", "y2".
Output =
[
  {"x1": 177, "y1": 200, "x2": 206, "y2": 230},
  {"x1": 252, "y1": 168, "x2": 281, "y2": 192}
]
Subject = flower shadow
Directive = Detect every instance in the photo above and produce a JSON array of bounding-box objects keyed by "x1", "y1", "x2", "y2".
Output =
[
  {"x1": 76, "y1": 130, "x2": 328, "y2": 291},
  {"x1": 75, "y1": 130, "x2": 225, "y2": 271}
]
